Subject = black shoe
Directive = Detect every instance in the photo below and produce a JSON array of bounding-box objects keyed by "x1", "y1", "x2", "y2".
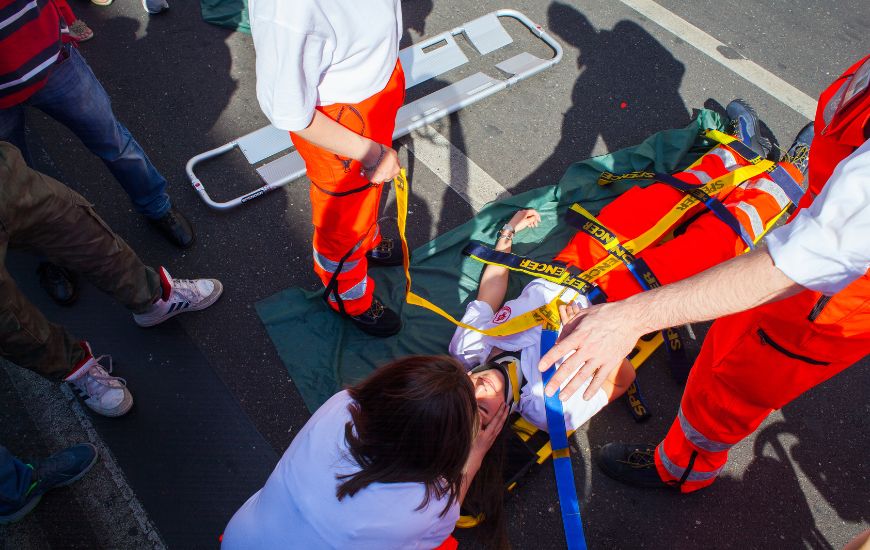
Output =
[
  {"x1": 0, "y1": 443, "x2": 98, "y2": 525},
  {"x1": 782, "y1": 122, "x2": 814, "y2": 185},
  {"x1": 149, "y1": 207, "x2": 195, "y2": 249},
  {"x1": 597, "y1": 442, "x2": 673, "y2": 489},
  {"x1": 726, "y1": 99, "x2": 771, "y2": 159},
  {"x1": 366, "y1": 237, "x2": 404, "y2": 267},
  {"x1": 37, "y1": 262, "x2": 78, "y2": 306},
  {"x1": 347, "y1": 298, "x2": 402, "y2": 337}
]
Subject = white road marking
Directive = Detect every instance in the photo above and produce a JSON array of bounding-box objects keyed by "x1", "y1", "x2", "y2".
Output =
[
  {"x1": 405, "y1": 126, "x2": 511, "y2": 212},
  {"x1": 618, "y1": 0, "x2": 817, "y2": 119}
]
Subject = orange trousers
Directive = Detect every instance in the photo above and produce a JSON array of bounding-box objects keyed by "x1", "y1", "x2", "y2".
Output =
[
  {"x1": 654, "y1": 291, "x2": 870, "y2": 492},
  {"x1": 555, "y1": 144, "x2": 799, "y2": 300},
  {"x1": 291, "y1": 61, "x2": 405, "y2": 315}
]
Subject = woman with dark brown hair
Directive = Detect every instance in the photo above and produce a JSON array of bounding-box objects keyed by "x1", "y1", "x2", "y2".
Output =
[{"x1": 221, "y1": 355, "x2": 507, "y2": 549}]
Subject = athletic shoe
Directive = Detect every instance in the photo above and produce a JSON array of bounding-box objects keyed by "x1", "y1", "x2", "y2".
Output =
[
  {"x1": 726, "y1": 99, "x2": 771, "y2": 159},
  {"x1": 782, "y1": 122, "x2": 814, "y2": 184},
  {"x1": 65, "y1": 343, "x2": 133, "y2": 417},
  {"x1": 133, "y1": 267, "x2": 223, "y2": 327},
  {"x1": 347, "y1": 297, "x2": 402, "y2": 337},
  {"x1": 142, "y1": 0, "x2": 168, "y2": 14},
  {"x1": 148, "y1": 207, "x2": 194, "y2": 249},
  {"x1": 0, "y1": 443, "x2": 98, "y2": 525},
  {"x1": 366, "y1": 237, "x2": 405, "y2": 267},
  {"x1": 597, "y1": 442, "x2": 674, "y2": 489}
]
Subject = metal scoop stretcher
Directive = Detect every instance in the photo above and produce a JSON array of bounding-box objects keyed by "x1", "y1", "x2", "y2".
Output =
[{"x1": 186, "y1": 9, "x2": 563, "y2": 210}]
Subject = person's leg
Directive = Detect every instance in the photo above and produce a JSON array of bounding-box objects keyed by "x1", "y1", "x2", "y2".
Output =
[
  {"x1": 0, "y1": 143, "x2": 160, "y2": 313},
  {"x1": 291, "y1": 60, "x2": 405, "y2": 323},
  {"x1": 0, "y1": 445, "x2": 34, "y2": 515},
  {"x1": 0, "y1": 106, "x2": 33, "y2": 166},
  {"x1": 653, "y1": 307, "x2": 859, "y2": 493},
  {"x1": 28, "y1": 47, "x2": 171, "y2": 219}
]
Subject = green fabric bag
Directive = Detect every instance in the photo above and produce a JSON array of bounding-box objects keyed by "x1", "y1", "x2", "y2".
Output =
[
  {"x1": 256, "y1": 110, "x2": 725, "y2": 413},
  {"x1": 201, "y1": 0, "x2": 250, "y2": 34}
]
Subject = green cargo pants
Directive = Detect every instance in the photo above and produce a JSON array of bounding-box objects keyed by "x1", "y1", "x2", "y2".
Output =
[{"x1": 0, "y1": 142, "x2": 161, "y2": 379}]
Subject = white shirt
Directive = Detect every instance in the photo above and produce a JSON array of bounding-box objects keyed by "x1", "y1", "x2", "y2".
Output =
[
  {"x1": 248, "y1": 0, "x2": 402, "y2": 131},
  {"x1": 221, "y1": 391, "x2": 457, "y2": 550},
  {"x1": 449, "y1": 279, "x2": 609, "y2": 433},
  {"x1": 767, "y1": 139, "x2": 870, "y2": 295}
]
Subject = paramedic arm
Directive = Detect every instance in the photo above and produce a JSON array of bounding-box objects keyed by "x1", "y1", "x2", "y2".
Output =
[
  {"x1": 294, "y1": 111, "x2": 401, "y2": 184},
  {"x1": 540, "y1": 140, "x2": 870, "y2": 401},
  {"x1": 476, "y1": 210, "x2": 542, "y2": 311},
  {"x1": 459, "y1": 402, "x2": 509, "y2": 503}
]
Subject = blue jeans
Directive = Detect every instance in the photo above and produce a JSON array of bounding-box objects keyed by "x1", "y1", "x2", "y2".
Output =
[
  {"x1": 0, "y1": 46, "x2": 171, "y2": 219},
  {"x1": 0, "y1": 445, "x2": 32, "y2": 514}
]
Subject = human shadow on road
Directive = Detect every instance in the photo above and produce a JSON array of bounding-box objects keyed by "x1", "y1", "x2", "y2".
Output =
[{"x1": 519, "y1": 2, "x2": 691, "y2": 191}]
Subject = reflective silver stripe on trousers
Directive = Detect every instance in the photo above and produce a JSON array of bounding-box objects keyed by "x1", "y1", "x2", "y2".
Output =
[
  {"x1": 683, "y1": 168, "x2": 711, "y2": 185},
  {"x1": 744, "y1": 177, "x2": 791, "y2": 209},
  {"x1": 678, "y1": 407, "x2": 734, "y2": 453},
  {"x1": 709, "y1": 147, "x2": 738, "y2": 170},
  {"x1": 656, "y1": 444, "x2": 723, "y2": 482},
  {"x1": 313, "y1": 248, "x2": 359, "y2": 274},
  {"x1": 734, "y1": 202, "x2": 764, "y2": 240},
  {"x1": 327, "y1": 276, "x2": 368, "y2": 302}
]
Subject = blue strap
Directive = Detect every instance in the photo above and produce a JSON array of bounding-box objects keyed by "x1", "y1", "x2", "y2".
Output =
[
  {"x1": 540, "y1": 329, "x2": 587, "y2": 550},
  {"x1": 654, "y1": 172, "x2": 756, "y2": 251}
]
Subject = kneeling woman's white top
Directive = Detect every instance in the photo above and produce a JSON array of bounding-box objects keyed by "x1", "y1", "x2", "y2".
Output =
[{"x1": 221, "y1": 391, "x2": 458, "y2": 550}]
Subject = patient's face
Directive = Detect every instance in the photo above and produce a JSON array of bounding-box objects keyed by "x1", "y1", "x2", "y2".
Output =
[{"x1": 469, "y1": 369, "x2": 506, "y2": 427}]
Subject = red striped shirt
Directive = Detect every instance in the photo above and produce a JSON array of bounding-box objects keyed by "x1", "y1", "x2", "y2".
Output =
[{"x1": 0, "y1": 0, "x2": 71, "y2": 108}]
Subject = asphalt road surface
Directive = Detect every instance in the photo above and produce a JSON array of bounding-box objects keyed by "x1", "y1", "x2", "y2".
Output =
[{"x1": 1, "y1": 0, "x2": 867, "y2": 549}]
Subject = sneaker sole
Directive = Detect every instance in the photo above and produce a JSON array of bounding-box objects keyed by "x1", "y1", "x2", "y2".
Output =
[
  {"x1": 0, "y1": 494, "x2": 42, "y2": 525},
  {"x1": 53, "y1": 443, "x2": 100, "y2": 488},
  {"x1": 134, "y1": 280, "x2": 224, "y2": 327},
  {"x1": 77, "y1": 386, "x2": 134, "y2": 417}
]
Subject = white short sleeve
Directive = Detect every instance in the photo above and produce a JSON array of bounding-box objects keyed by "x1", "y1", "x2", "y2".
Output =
[
  {"x1": 766, "y1": 139, "x2": 870, "y2": 295},
  {"x1": 448, "y1": 300, "x2": 495, "y2": 370}
]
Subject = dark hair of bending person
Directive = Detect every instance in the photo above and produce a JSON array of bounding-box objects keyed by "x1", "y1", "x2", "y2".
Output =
[{"x1": 338, "y1": 355, "x2": 479, "y2": 514}]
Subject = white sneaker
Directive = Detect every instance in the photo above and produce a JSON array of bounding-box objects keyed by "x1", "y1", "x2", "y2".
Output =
[
  {"x1": 142, "y1": 0, "x2": 168, "y2": 14},
  {"x1": 133, "y1": 267, "x2": 223, "y2": 327},
  {"x1": 65, "y1": 343, "x2": 133, "y2": 417}
]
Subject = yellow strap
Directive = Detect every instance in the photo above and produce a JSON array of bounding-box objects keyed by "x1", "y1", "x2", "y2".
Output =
[
  {"x1": 396, "y1": 158, "x2": 774, "y2": 337},
  {"x1": 506, "y1": 361, "x2": 522, "y2": 405},
  {"x1": 396, "y1": 169, "x2": 564, "y2": 336}
]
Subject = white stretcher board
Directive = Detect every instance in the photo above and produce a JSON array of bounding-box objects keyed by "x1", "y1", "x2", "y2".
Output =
[{"x1": 186, "y1": 10, "x2": 563, "y2": 210}]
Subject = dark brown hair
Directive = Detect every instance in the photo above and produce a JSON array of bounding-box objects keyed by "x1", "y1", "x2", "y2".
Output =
[
  {"x1": 336, "y1": 355, "x2": 478, "y2": 516},
  {"x1": 463, "y1": 425, "x2": 510, "y2": 550}
]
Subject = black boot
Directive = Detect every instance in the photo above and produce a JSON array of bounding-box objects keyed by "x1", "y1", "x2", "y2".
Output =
[
  {"x1": 366, "y1": 237, "x2": 405, "y2": 267},
  {"x1": 783, "y1": 122, "x2": 814, "y2": 184},
  {"x1": 597, "y1": 442, "x2": 674, "y2": 489},
  {"x1": 347, "y1": 297, "x2": 402, "y2": 337},
  {"x1": 149, "y1": 207, "x2": 195, "y2": 249},
  {"x1": 726, "y1": 99, "x2": 772, "y2": 158},
  {"x1": 37, "y1": 262, "x2": 78, "y2": 306}
]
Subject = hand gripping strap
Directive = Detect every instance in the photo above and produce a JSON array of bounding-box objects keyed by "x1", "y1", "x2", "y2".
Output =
[{"x1": 540, "y1": 329, "x2": 587, "y2": 550}]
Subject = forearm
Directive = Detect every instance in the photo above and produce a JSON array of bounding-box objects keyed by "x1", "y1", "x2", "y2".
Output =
[
  {"x1": 618, "y1": 248, "x2": 803, "y2": 335},
  {"x1": 476, "y1": 237, "x2": 513, "y2": 310},
  {"x1": 458, "y1": 458, "x2": 483, "y2": 504},
  {"x1": 294, "y1": 111, "x2": 381, "y2": 165}
]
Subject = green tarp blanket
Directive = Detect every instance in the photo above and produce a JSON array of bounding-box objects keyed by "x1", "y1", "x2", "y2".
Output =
[
  {"x1": 256, "y1": 110, "x2": 726, "y2": 413},
  {"x1": 201, "y1": 0, "x2": 250, "y2": 34}
]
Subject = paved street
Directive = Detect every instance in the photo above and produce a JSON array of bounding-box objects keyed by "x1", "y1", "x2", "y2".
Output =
[{"x1": 1, "y1": 0, "x2": 867, "y2": 548}]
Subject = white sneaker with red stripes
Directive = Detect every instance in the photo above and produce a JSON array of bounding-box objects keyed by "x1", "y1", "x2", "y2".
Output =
[
  {"x1": 133, "y1": 267, "x2": 223, "y2": 327},
  {"x1": 65, "y1": 342, "x2": 133, "y2": 417}
]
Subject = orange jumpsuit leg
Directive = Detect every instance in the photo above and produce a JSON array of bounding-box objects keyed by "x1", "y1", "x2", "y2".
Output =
[
  {"x1": 654, "y1": 293, "x2": 869, "y2": 492},
  {"x1": 291, "y1": 62, "x2": 405, "y2": 315}
]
